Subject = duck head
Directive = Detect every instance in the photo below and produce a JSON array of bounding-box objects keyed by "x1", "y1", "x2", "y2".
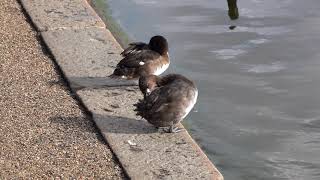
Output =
[
  {"x1": 149, "y1": 35, "x2": 168, "y2": 56},
  {"x1": 139, "y1": 75, "x2": 161, "y2": 98}
]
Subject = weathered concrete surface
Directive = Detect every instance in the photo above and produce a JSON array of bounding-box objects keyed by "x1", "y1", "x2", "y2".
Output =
[
  {"x1": 20, "y1": 0, "x2": 105, "y2": 31},
  {"x1": 20, "y1": 0, "x2": 224, "y2": 179},
  {"x1": 41, "y1": 27, "x2": 121, "y2": 77},
  {"x1": 77, "y1": 87, "x2": 223, "y2": 180},
  {"x1": 41, "y1": 28, "x2": 138, "y2": 89},
  {"x1": 69, "y1": 77, "x2": 138, "y2": 90}
]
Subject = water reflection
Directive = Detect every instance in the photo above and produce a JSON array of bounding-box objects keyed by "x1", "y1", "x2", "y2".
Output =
[
  {"x1": 227, "y1": 0, "x2": 238, "y2": 30},
  {"x1": 93, "y1": 0, "x2": 320, "y2": 179},
  {"x1": 229, "y1": 25, "x2": 237, "y2": 30},
  {"x1": 227, "y1": 0, "x2": 239, "y2": 20}
]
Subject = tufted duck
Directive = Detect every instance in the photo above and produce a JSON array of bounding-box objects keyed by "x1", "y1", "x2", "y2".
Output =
[
  {"x1": 112, "y1": 36, "x2": 170, "y2": 79},
  {"x1": 134, "y1": 74, "x2": 198, "y2": 133}
]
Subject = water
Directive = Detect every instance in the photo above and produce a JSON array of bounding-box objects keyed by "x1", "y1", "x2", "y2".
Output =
[{"x1": 92, "y1": 0, "x2": 320, "y2": 179}]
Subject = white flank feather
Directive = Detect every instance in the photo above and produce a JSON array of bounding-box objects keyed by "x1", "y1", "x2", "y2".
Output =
[{"x1": 139, "y1": 61, "x2": 145, "y2": 65}]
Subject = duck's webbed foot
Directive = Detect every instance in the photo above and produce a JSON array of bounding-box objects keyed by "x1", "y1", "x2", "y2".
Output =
[
  {"x1": 167, "y1": 125, "x2": 184, "y2": 133},
  {"x1": 157, "y1": 125, "x2": 184, "y2": 133}
]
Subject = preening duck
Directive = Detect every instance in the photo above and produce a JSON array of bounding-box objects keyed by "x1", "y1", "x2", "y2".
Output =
[
  {"x1": 112, "y1": 35, "x2": 170, "y2": 79},
  {"x1": 134, "y1": 74, "x2": 198, "y2": 133}
]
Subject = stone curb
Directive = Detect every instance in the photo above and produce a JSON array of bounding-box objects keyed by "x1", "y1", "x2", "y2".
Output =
[
  {"x1": 20, "y1": 0, "x2": 105, "y2": 31},
  {"x1": 19, "y1": 0, "x2": 224, "y2": 179}
]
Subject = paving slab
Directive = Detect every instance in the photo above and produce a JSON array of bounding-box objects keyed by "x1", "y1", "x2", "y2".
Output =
[
  {"x1": 77, "y1": 87, "x2": 223, "y2": 180},
  {"x1": 69, "y1": 77, "x2": 138, "y2": 90},
  {"x1": 20, "y1": 0, "x2": 105, "y2": 31},
  {"x1": 41, "y1": 27, "x2": 137, "y2": 89}
]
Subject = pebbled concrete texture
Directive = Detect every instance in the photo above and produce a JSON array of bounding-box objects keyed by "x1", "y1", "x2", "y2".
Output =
[
  {"x1": 20, "y1": 0, "x2": 224, "y2": 179},
  {"x1": 20, "y1": 0, "x2": 105, "y2": 31},
  {"x1": 0, "y1": 0, "x2": 124, "y2": 178}
]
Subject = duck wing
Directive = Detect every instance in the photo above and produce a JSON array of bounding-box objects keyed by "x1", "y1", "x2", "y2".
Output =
[
  {"x1": 134, "y1": 86, "x2": 169, "y2": 119},
  {"x1": 117, "y1": 49, "x2": 160, "y2": 69},
  {"x1": 142, "y1": 86, "x2": 190, "y2": 127},
  {"x1": 121, "y1": 42, "x2": 149, "y2": 57}
]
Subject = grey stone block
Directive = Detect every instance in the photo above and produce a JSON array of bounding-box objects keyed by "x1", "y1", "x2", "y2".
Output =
[
  {"x1": 77, "y1": 87, "x2": 224, "y2": 180},
  {"x1": 69, "y1": 77, "x2": 138, "y2": 90},
  {"x1": 41, "y1": 27, "x2": 136, "y2": 88},
  {"x1": 20, "y1": 0, "x2": 105, "y2": 31}
]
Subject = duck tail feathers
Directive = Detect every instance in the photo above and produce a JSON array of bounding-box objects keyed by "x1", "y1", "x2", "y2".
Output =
[{"x1": 133, "y1": 99, "x2": 146, "y2": 117}]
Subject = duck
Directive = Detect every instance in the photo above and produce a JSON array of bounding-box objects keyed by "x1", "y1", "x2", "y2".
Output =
[
  {"x1": 112, "y1": 35, "x2": 170, "y2": 79},
  {"x1": 134, "y1": 74, "x2": 198, "y2": 133}
]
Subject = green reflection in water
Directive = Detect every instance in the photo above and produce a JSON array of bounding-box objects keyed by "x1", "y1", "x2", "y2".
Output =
[{"x1": 227, "y1": 0, "x2": 239, "y2": 20}]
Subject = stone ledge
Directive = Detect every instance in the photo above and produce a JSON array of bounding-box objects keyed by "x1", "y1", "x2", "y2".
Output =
[
  {"x1": 77, "y1": 87, "x2": 223, "y2": 180},
  {"x1": 41, "y1": 28, "x2": 133, "y2": 89},
  {"x1": 20, "y1": 0, "x2": 105, "y2": 31}
]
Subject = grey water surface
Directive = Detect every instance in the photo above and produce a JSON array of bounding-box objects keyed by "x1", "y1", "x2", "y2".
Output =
[{"x1": 93, "y1": 0, "x2": 320, "y2": 179}]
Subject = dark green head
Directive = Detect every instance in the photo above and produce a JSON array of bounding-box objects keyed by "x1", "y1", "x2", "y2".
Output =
[{"x1": 149, "y1": 35, "x2": 168, "y2": 55}]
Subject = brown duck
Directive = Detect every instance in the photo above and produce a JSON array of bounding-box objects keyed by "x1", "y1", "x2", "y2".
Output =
[
  {"x1": 134, "y1": 74, "x2": 198, "y2": 133},
  {"x1": 112, "y1": 35, "x2": 170, "y2": 79}
]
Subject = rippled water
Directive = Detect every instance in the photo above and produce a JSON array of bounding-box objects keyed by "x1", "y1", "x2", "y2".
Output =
[{"x1": 92, "y1": 0, "x2": 320, "y2": 179}]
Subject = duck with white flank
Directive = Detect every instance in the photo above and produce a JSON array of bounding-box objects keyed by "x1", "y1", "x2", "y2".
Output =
[
  {"x1": 134, "y1": 74, "x2": 198, "y2": 133},
  {"x1": 112, "y1": 36, "x2": 170, "y2": 79}
]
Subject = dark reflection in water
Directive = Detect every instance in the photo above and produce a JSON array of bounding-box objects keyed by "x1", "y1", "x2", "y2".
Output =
[
  {"x1": 93, "y1": 0, "x2": 320, "y2": 180},
  {"x1": 229, "y1": 25, "x2": 237, "y2": 30},
  {"x1": 227, "y1": 0, "x2": 239, "y2": 20},
  {"x1": 227, "y1": 0, "x2": 238, "y2": 30}
]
